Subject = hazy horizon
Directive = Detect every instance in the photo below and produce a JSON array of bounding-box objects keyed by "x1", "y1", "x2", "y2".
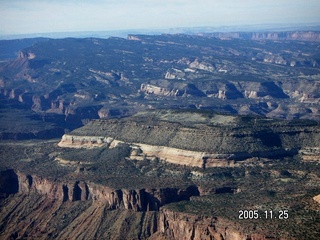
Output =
[{"x1": 1, "y1": 0, "x2": 319, "y2": 37}]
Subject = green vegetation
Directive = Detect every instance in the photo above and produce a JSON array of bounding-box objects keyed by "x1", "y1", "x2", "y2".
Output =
[
  {"x1": 1, "y1": 33, "x2": 319, "y2": 139},
  {"x1": 165, "y1": 158, "x2": 320, "y2": 239},
  {"x1": 0, "y1": 101, "x2": 65, "y2": 139},
  {"x1": 165, "y1": 190, "x2": 320, "y2": 239},
  {"x1": 69, "y1": 110, "x2": 319, "y2": 156},
  {"x1": 0, "y1": 33, "x2": 319, "y2": 238},
  {"x1": 0, "y1": 125, "x2": 319, "y2": 238}
]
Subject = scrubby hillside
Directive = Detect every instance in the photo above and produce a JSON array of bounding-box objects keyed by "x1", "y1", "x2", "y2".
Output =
[
  {"x1": 1, "y1": 110, "x2": 320, "y2": 239},
  {"x1": 1, "y1": 33, "x2": 319, "y2": 140}
]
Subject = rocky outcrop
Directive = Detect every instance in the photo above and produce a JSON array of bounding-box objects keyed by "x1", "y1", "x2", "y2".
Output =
[
  {"x1": 313, "y1": 194, "x2": 320, "y2": 204},
  {"x1": 0, "y1": 86, "x2": 102, "y2": 135},
  {"x1": 58, "y1": 133, "x2": 301, "y2": 168},
  {"x1": 1, "y1": 169, "x2": 267, "y2": 240},
  {"x1": 299, "y1": 147, "x2": 320, "y2": 162},
  {"x1": 205, "y1": 31, "x2": 320, "y2": 42},
  {"x1": 1, "y1": 170, "x2": 199, "y2": 211},
  {"x1": 250, "y1": 31, "x2": 320, "y2": 42},
  {"x1": 1, "y1": 33, "x2": 319, "y2": 124},
  {"x1": 47, "y1": 100, "x2": 66, "y2": 114},
  {"x1": 31, "y1": 95, "x2": 51, "y2": 111},
  {"x1": 0, "y1": 191, "x2": 160, "y2": 240},
  {"x1": 165, "y1": 68, "x2": 186, "y2": 80},
  {"x1": 19, "y1": 51, "x2": 36, "y2": 60},
  {"x1": 58, "y1": 134, "x2": 113, "y2": 148},
  {"x1": 127, "y1": 35, "x2": 142, "y2": 41},
  {"x1": 216, "y1": 83, "x2": 244, "y2": 100},
  {"x1": 146, "y1": 79, "x2": 292, "y2": 102},
  {"x1": 189, "y1": 59, "x2": 215, "y2": 72},
  {"x1": 140, "y1": 80, "x2": 205, "y2": 97},
  {"x1": 238, "y1": 82, "x2": 289, "y2": 99},
  {"x1": 262, "y1": 54, "x2": 287, "y2": 65},
  {"x1": 90, "y1": 185, "x2": 199, "y2": 211},
  {"x1": 97, "y1": 107, "x2": 130, "y2": 119},
  {"x1": 59, "y1": 134, "x2": 234, "y2": 167},
  {"x1": 159, "y1": 208, "x2": 267, "y2": 240},
  {"x1": 280, "y1": 80, "x2": 320, "y2": 104},
  {"x1": 140, "y1": 83, "x2": 179, "y2": 96},
  {"x1": 129, "y1": 143, "x2": 238, "y2": 167},
  {"x1": 195, "y1": 81, "x2": 290, "y2": 100},
  {"x1": 58, "y1": 111, "x2": 320, "y2": 167},
  {"x1": 19, "y1": 173, "x2": 59, "y2": 198}
]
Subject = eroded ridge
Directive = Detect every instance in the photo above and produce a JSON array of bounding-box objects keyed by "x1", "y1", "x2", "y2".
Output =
[
  {"x1": 58, "y1": 111, "x2": 320, "y2": 167},
  {"x1": 1, "y1": 169, "x2": 199, "y2": 211}
]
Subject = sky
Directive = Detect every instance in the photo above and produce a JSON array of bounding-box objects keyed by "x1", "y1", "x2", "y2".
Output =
[{"x1": 1, "y1": 0, "x2": 320, "y2": 35}]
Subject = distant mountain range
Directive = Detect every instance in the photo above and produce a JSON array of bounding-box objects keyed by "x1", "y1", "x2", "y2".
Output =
[
  {"x1": 1, "y1": 29, "x2": 320, "y2": 239},
  {"x1": 1, "y1": 32, "x2": 319, "y2": 140},
  {"x1": 1, "y1": 23, "x2": 320, "y2": 40}
]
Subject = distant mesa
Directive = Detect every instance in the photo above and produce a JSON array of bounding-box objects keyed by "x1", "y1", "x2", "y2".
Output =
[
  {"x1": 0, "y1": 32, "x2": 319, "y2": 140},
  {"x1": 58, "y1": 110, "x2": 320, "y2": 168}
]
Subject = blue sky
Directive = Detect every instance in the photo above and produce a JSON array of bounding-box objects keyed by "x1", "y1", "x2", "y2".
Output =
[{"x1": 1, "y1": 0, "x2": 319, "y2": 34}]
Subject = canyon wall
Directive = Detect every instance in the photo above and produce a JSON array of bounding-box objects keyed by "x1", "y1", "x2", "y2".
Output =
[
  {"x1": 0, "y1": 169, "x2": 260, "y2": 239},
  {"x1": 203, "y1": 31, "x2": 320, "y2": 42},
  {"x1": 58, "y1": 134, "x2": 301, "y2": 168},
  {"x1": 1, "y1": 169, "x2": 199, "y2": 211},
  {"x1": 57, "y1": 113, "x2": 320, "y2": 167},
  {"x1": 159, "y1": 208, "x2": 268, "y2": 240}
]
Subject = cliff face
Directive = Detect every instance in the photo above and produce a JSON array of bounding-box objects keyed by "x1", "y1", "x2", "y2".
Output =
[
  {"x1": 141, "y1": 83, "x2": 181, "y2": 96},
  {"x1": 205, "y1": 31, "x2": 320, "y2": 42},
  {"x1": 58, "y1": 134, "x2": 113, "y2": 148},
  {"x1": 58, "y1": 133, "x2": 303, "y2": 168},
  {"x1": 0, "y1": 169, "x2": 261, "y2": 240},
  {"x1": 58, "y1": 111, "x2": 320, "y2": 167},
  {"x1": 0, "y1": 191, "x2": 159, "y2": 240},
  {"x1": 1, "y1": 33, "x2": 320, "y2": 132},
  {"x1": 140, "y1": 80, "x2": 206, "y2": 97},
  {"x1": 159, "y1": 208, "x2": 265, "y2": 240},
  {"x1": 88, "y1": 184, "x2": 199, "y2": 211},
  {"x1": 58, "y1": 134, "x2": 236, "y2": 167},
  {"x1": 1, "y1": 170, "x2": 199, "y2": 212},
  {"x1": 250, "y1": 31, "x2": 320, "y2": 42}
]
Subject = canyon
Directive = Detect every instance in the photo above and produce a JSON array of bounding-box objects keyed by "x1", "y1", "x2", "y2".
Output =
[
  {"x1": 0, "y1": 168, "x2": 256, "y2": 239},
  {"x1": 1, "y1": 110, "x2": 320, "y2": 239},
  {"x1": 57, "y1": 110, "x2": 320, "y2": 168},
  {"x1": 0, "y1": 32, "x2": 320, "y2": 239},
  {"x1": 1, "y1": 32, "x2": 320, "y2": 141}
]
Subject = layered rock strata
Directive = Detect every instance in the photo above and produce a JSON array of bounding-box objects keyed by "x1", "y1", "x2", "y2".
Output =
[
  {"x1": 58, "y1": 112, "x2": 320, "y2": 167},
  {"x1": 0, "y1": 169, "x2": 257, "y2": 239},
  {"x1": 159, "y1": 208, "x2": 267, "y2": 240},
  {"x1": 3, "y1": 170, "x2": 199, "y2": 211}
]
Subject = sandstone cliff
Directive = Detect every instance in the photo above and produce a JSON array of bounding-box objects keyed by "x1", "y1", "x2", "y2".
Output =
[
  {"x1": 1, "y1": 33, "x2": 319, "y2": 130},
  {"x1": 140, "y1": 80, "x2": 205, "y2": 97},
  {"x1": 0, "y1": 169, "x2": 263, "y2": 240},
  {"x1": 0, "y1": 191, "x2": 159, "y2": 239},
  {"x1": 204, "y1": 31, "x2": 320, "y2": 42},
  {"x1": 2, "y1": 170, "x2": 199, "y2": 212},
  {"x1": 58, "y1": 111, "x2": 320, "y2": 167},
  {"x1": 159, "y1": 208, "x2": 268, "y2": 240}
]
